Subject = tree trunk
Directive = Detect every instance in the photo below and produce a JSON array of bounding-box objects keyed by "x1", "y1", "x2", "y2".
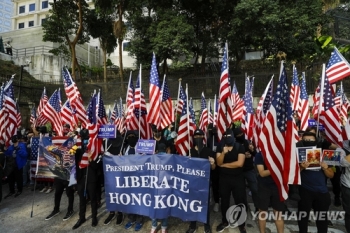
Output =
[
  {"x1": 103, "y1": 48, "x2": 107, "y2": 83},
  {"x1": 71, "y1": 43, "x2": 76, "y2": 80},
  {"x1": 118, "y1": 37, "x2": 124, "y2": 90}
]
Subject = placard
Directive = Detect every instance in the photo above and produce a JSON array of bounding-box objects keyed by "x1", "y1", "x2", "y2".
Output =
[
  {"x1": 308, "y1": 119, "x2": 324, "y2": 130},
  {"x1": 297, "y1": 146, "x2": 314, "y2": 162},
  {"x1": 306, "y1": 148, "x2": 322, "y2": 169},
  {"x1": 98, "y1": 125, "x2": 116, "y2": 138},
  {"x1": 135, "y1": 139, "x2": 156, "y2": 155},
  {"x1": 322, "y1": 149, "x2": 341, "y2": 166}
]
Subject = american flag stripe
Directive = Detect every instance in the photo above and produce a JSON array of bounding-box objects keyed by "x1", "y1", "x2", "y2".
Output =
[
  {"x1": 290, "y1": 65, "x2": 301, "y2": 115},
  {"x1": 4, "y1": 79, "x2": 18, "y2": 144},
  {"x1": 160, "y1": 77, "x2": 174, "y2": 129},
  {"x1": 42, "y1": 90, "x2": 63, "y2": 136},
  {"x1": 16, "y1": 101, "x2": 21, "y2": 128}
]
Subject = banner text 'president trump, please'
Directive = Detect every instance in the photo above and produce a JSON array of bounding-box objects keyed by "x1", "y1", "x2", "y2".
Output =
[{"x1": 103, "y1": 154, "x2": 210, "y2": 223}]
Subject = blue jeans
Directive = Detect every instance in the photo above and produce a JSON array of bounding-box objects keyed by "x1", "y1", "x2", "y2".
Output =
[{"x1": 151, "y1": 218, "x2": 168, "y2": 229}]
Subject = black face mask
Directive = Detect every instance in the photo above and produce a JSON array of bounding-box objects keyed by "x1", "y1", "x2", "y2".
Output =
[
  {"x1": 235, "y1": 135, "x2": 245, "y2": 143},
  {"x1": 194, "y1": 138, "x2": 204, "y2": 152},
  {"x1": 154, "y1": 132, "x2": 162, "y2": 138},
  {"x1": 224, "y1": 136, "x2": 235, "y2": 146},
  {"x1": 302, "y1": 140, "x2": 317, "y2": 147},
  {"x1": 11, "y1": 138, "x2": 18, "y2": 144},
  {"x1": 128, "y1": 137, "x2": 138, "y2": 147}
]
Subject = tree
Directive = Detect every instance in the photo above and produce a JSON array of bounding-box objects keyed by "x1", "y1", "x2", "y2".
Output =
[
  {"x1": 88, "y1": 9, "x2": 117, "y2": 83},
  {"x1": 95, "y1": 0, "x2": 129, "y2": 89},
  {"x1": 42, "y1": 0, "x2": 91, "y2": 80}
]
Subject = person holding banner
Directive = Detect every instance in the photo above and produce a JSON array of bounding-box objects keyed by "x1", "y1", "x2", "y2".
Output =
[
  {"x1": 151, "y1": 125, "x2": 169, "y2": 153},
  {"x1": 215, "y1": 129, "x2": 247, "y2": 233},
  {"x1": 4, "y1": 135, "x2": 28, "y2": 198},
  {"x1": 103, "y1": 135, "x2": 124, "y2": 226},
  {"x1": 185, "y1": 129, "x2": 216, "y2": 233},
  {"x1": 72, "y1": 130, "x2": 100, "y2": 230},
  {"x1": 122, "y1": 130, "x2": 145, "y2": 231}
]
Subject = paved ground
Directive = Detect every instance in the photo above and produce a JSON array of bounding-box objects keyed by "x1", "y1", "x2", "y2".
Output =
[{"x1": 0, "y1": 181, "x2": 347, "y2": 233}]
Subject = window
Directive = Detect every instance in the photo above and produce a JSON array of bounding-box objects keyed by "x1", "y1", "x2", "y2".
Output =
[
  {"x1": 18, "y1": 23, "x2": 25, "y2": 29},
  {"x1": 122, "y1": 42, "x2": 130, "y2": 51},
  {"x1": 29, "y1": 3, "x2": 35, "y2": 12},
  {"x1": 41, "y1": 18, "x2": 47, "y2": 25},
  {"x1": 42, "y1": 1, "x2": 48, "y2": 9},
  {"x1": 28, "y1": 21, "x2": 34, "y2": 27},
  {"x1": 19, "y1": 5, "x2": 25, "y2": 14}
]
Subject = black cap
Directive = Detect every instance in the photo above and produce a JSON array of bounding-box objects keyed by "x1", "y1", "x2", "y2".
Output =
[
  {"x1": 126, "y1": 130, "x2": 138, "y2": 138},
  {"x1": 302, "y1": 131, "x2": 317, "y2": 139},
  {"x1": 194, "y1": 129, "x2": 204, "y2": 136},
  {"x1": 151, "y1": 124, "x2": 160, "y2": 133}
]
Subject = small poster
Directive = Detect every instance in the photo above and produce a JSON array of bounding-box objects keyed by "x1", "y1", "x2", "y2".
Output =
[
  {"x1": 306, "y1": 148, "x2": 322, "y2": 169},
  {"x1": 297, "y1": 147, "x2": 314, "y2": 162},
  {"x1": 322, "y1": 149, "x2": 341, "y2": 166}
]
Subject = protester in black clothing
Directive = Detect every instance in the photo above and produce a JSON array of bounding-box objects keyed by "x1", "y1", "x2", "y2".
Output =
[
  {"x1": 215, "y1": 129, "x2": 247, "y2": 233},
  {"x1": 45, "y1": 178, "x2": 75, "y2": 221},
  {"x1": 233, "y1": 127, "x2": 259, "y2": 212},
  {"x1": 255, "y1": 152, "x2": 285, "y2": 233},
  {"x1": 186, "y1": 129, "x2": 216, "y2": 233},
  {"x1": 72, "y1": 129, "x2": 100, "y2": 229},
  {"x1": 208, "y1": 123, "x2": 220, "y2": 212},
  {"x1": 151, "y1": 125, "x2": 169, "y2": 153},
  {"x1": 103, "y1": 135, "x2": 124, "y2": 226}
]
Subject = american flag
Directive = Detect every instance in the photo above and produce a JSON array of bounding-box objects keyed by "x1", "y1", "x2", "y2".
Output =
[
  {"x1": 259, "y1": 64, "x2": 300, "y2": 201},
  {"x1": 254, "y1": 76, "x2": 274, "y2": 149},
  {"x1": 80, "y1": 93, "x2": 102, "y2": 168},
  {"x1": 35, "y1": 87, "x2": 48, "y2": 126},
  {"x1": 0, "y1": 85, "x2": 6, "y2": 143},
  {"x1": 299, "y1": 73, "x2": 309, "y2": 131},
  {"x1": 334, "y1": 83, "x2": 347, "y2": 125},
  {"x1": 118, "y1": 97, "x2": 126, "y2": 134},
  {"x1": 320, "y1": 73, "x2": 343, "y2": 146},
  {"x1": 30, "y1": 104, "x2": 37, "y2": 125},
  {"x1": 311, "y1": 82, "x2": 321, "y2": 121},
  {"x1": 110, "y1": 101, "x2": 117, "y2": 124},
  {"x1": 189, "y1": 98, "x2": 196, "y2": 127},
  {"x1": 125, "y1": 76, "x2": 134, "y2": 128},
  {"x1": 199, "y1": 92, "x2": 208, "y2": 143},
  {"x1": 199, "y1": 92, "x2": 208, "y2": 130},
  {"x1": 16, "y1": 100, "x2": 21, "y2": 128},
  {"x1": 326, "y1": 47, "x2": 350, "y2": 84},
  {"x1": 176, "y1": 84, "x2": 185, "y2": 115},
  {"x1": 41, "y1": 90, "x2": 63, "y2": 136},
  {"x1": 175, "y1": 85, "x2": 192, "y2": 155},
  {"x1": 217, "y1": 44, "x2": 233, "y2": 140},
  {"x1": 4, "y1": 78, "x2": 18, "y2": 143},
  {"x1": 241, "y1": 77, "x2": 255, "y2": 141},
  {"x1": 147, "y1": 53, "x2": 161, "y2": 129},
  {"x1": 62, "y1": 67, "x2": 87, "y2": 127},
  {"x1": 213, "y1": 95, "x2": 218, "y2": 127},
  {"x1": 61, "y1": 100, "x2": 73, "y2": 126},
  {"x1": 290, "y1": 65, "x2": 301, "y2": 115},
  {"x1": 133, "y1": 74, "x2": 151, "y2": 139},
  {"x1": 96, "y1": 91, "x2": 108, "y2": 125},
  {"x1": 160, "y1": 76, "x2": 174, "y2": 129},
  {"x1": 208, "y1": 99, "x2": 213, "y2": 125}
]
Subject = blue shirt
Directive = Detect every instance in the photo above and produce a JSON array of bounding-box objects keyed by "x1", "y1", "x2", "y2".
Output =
[{"x1": 301, "y1": 169, "x2": 328, "y2": 193}]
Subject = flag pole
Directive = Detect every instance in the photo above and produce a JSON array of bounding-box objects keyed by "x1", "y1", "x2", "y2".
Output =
[
  {"x1": 31, "y1": 133, "x2": 42, "y2": 217},
  {"x1": 175, "y1": 78, "x2": 182, "y2": 131},
  {"x1": 138, "y1": 64, "x2": 142, "y2": 138},
  {"x1": 186, "y1": 84, "x2": 191, "y2": 156},
  {"x1": 161, "y1": 74, "x2": 166, "y2": 129},
  {"x1": 316, "y1": 64, "x2": 326, "y2": 136},
  {"x1": 126, "y1": 71, "x2": 132, "y2": 113}
]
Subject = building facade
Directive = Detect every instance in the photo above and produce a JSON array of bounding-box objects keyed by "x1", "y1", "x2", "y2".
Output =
[{"x1": 0, "y1": 0, "x2": 12, "y2": 33}]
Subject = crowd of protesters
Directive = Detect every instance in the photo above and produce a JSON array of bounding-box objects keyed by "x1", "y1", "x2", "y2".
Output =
[{"x1": 0, "y1": 120, "x2": 349, "y2": 233}]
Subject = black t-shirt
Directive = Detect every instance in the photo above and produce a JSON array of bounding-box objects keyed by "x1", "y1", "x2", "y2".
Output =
[
  {"x1": 152, "y1": 136, "x2": 169, "y2": 152},
  {"x1": 190, "y1": 147, "x2": 215, "y2": 160},
  {"x1": 236, "y1": 139, "x2": 256, "y2": 171},
  {"x1": 220, "y1": 143, "x2": 245, "y2": 176},
  {"x1": 254, "y1": 152, "x2": 277, "y2": 189}
]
